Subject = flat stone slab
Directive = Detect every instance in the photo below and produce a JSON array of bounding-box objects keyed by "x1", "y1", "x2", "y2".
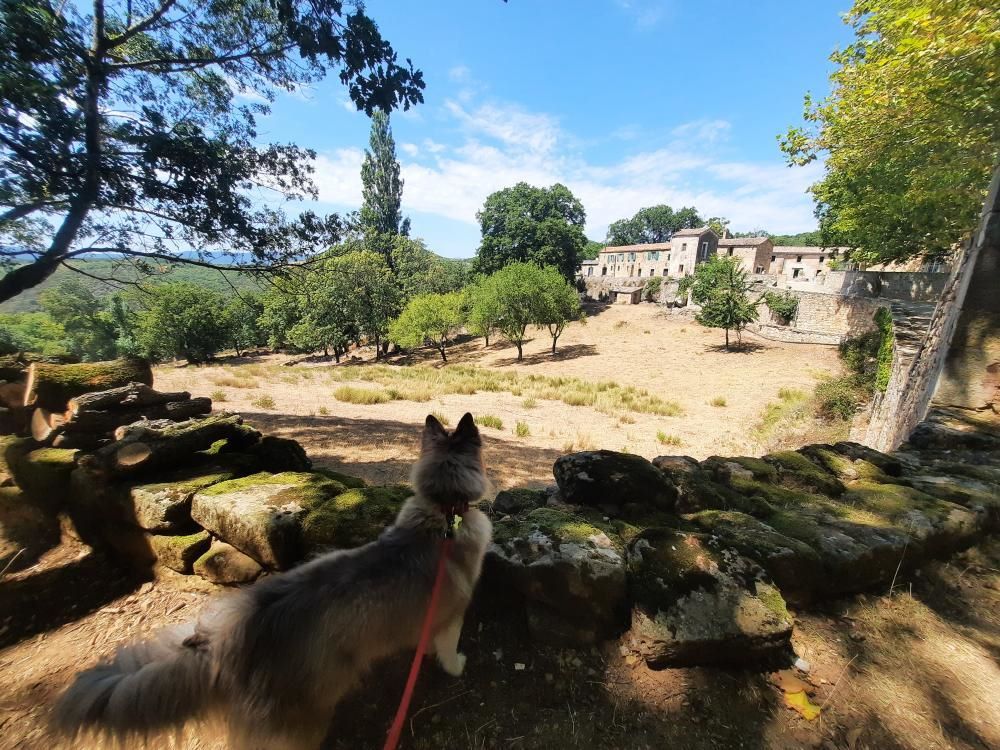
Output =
[
  {"x1": 553, "y1": 450, "x2": 677, "y2": 518},
  {"x1": 194, "y1": 541, "x2": 262, "y2": 584},
  {"x1": 126, "y1": 467, "x2": 238, "y2": 533},
  {"x1": 151, "y1": 530, "x2": 212, "y2": 574},
  {"x1": 487, "y1": 508, "x2": 628, "y2": 645},
  {"x1": 626, "y1": 529, "x2": 793, "y2": 668}
]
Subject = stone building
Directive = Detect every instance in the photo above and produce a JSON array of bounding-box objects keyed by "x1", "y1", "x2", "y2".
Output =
[
  {"x1": 594, "y1": 242, "x2": 672, "y2": 279},
  {"x1": 769, "y1": 246, "x2": 848, "y2": 284},
  {"x1": 717, "y1": 236, "x2": 773, "y2": 274},
  {"x1": 667, "y1": 226, "x2": 718, "y2": 277}
]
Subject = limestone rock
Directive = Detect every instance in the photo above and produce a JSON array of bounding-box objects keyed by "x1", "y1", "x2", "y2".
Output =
[
  {"x1": 491, "y1": 488, "x2": 547, "y2": 516},
  {"x1": 124, "y1": 465, "x2": 240, "y2": 533},
  {"x1": 300, "y1": 484, "x2": 410, "y2": 552},
  {"x1": 764, "y1": 450, "x2": 845, "y2": 497},
  {"x1": 194, "y1": 541, "x2": 262, "y2": 584},
  {"x1": 553, "y1": 450, "x2": 677, "y2": 517},
  {"x1": 651, "y1": 455, "x2": 699, "y2": 482},
  {"x1": 626, "y1": 529, "x2": 793, "y2": 667},
  {"x1": 191, "y1": 471, "x2": 338, "y2": 568},
  {"x1": 486, "y1": 508, "x2": 628, "y2": 645},
  {"x1": 151, "y1": 530, "x2": 212, "y2": 574}
]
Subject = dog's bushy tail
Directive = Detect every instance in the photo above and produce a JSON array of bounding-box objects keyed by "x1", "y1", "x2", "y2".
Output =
[{"x1": 53, "y1": 625, "x2": 212, "y2": 740}]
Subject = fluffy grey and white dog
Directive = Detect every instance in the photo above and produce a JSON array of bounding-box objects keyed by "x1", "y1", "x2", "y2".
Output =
[{"x1": 53, "y1": 413, "x2": 493, "y2": 749}]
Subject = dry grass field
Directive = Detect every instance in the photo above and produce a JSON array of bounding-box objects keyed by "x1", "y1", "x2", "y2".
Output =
[{"x1": 155, "y1": 302, "x2": 847, "y2": 490}]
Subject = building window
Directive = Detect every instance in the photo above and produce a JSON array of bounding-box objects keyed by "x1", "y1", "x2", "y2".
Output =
[
  {"x1": 727, "y1": 248, "x2": 734, "y2": 256},
  {"x1": 662, "y1": 269, "x2": 668, "y2": 276},
  {"x1": 587, "y1": 267, "x2": 593, "y2": 276},
  {"x1": 679, "y1": 264, "x2": 684, "y2": 274},
  {"x1": 681, "y1": 243, "x2": 687, "y2": 252},
  {"x1": 601, "y1": 267, "x2": 607, "y2": 276},
  {"x1": 649, "y1": 268, "x2": 654, "y2": 277},
  {"x1": 771, "y1": 255, "x2": 776, "y2": 262},
  {"x1": 793, "y1": 268, "x2": 801, "y2": 278},
  {"x1": 755, "y1": 266, "x2": 764, "y2": 273},
  {"x1": 819, "y1": 256, "x2": 825, "y2": 262},
  {"x1": 796, "y1": 255, "x2": 803, "y2": 263}
]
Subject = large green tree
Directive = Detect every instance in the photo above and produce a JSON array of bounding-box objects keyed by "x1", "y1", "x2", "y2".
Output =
[
  {"x1": 535, "y1": 266, "x2": 584, "y2": 355},
  {"x1": 134, "y1": 283, "x2": 230, "y2": 363},
  {"x1": 39, "y1": 279, "x2": 117, "y2": 360},
  {"x1": 0, "y1": 0, "x2": 424, "y2": 303},
  {"x1": 781, "y1": 0, "x2": 1000, "y2": 263},
  {"x1": 474, "y1": 183, "x2": 586, "y2": 280},
  {"x1": 389, "y1": 291, "x2": 465, "y2": 362},
  {"x1": 360, "y1": 111, "x2": 409, "y2": 240},
  {"x1": 606, "y1": 205, "x2": 702, "y2": 245}
]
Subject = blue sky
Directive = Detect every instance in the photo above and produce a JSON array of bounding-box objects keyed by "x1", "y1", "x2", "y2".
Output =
[{"x1": 255, "y1": 0, "x2": 855, "y2": 258}]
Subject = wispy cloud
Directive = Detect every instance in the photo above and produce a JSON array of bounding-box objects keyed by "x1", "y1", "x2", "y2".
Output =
[
  {"x1": 312, "y1": 75, "x2": 820, "y2": 247},
  {"x1": 614, "y1": 0, "x2": 671, "y2": 30}
]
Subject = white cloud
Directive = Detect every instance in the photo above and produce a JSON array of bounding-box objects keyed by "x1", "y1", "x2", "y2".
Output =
[
  {"x1": 311, "y1": 82, "x2": 821, "y2": 249},
  {"x1": 614, "y1": 0, "x2": 671, "y2": 29}
]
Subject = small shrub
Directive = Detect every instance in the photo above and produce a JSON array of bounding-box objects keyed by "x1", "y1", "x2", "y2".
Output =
[
  {"x1": 815, "y1": 375, "x2": 865, "y2": 421},
  {"x1": 657, "y1": 431, "x2": 683, "y2": 446},
  {"x1": 618, "y1": 414, "x2": 636, "y2": 425},
  {"x1": 575, "y1": 432, "x2": 596, "y2": 450},
  {"x1": 318, "y1": 406, "x2": 330, "y2": 416},
  {"x1": 521, "y1": 397, "x2": 537, "y2": 408},
  {"x1": 333, "y1": 386, "x2": 392, "y2": 405},
  {"x1": 515, "y1": 421, "x2": 530, "y2": 437},
  {"x1": 764, "y1": 291, "x2": 799, "y2": 324},
  {"x1": 250, "y1": 393, "x2": 275, "y2": 410},
  {"x1": 562, "y1": 440, "x2": 575, "y2": 452},
  {"x1": 210, "y1": 389, "x2": 227, "y2": 402},
  {"x1": 778, "y1": 387, "x2": 806, "y2": 402},
  {"x1": 474, "y1": 414, "x2": 504, "y2": 430},
  {"x1": 642, "y1": 276, "x2": 662, "y2": 302},
  {"x1": 710, "y1": 396, "x2": 727, "y2": 407},
  {"x1": 614, "y1": 320, "x2": 629, "y2": 329},
  {"x1": 430, "y1": 411, "x2": 451, "y2": 427}
]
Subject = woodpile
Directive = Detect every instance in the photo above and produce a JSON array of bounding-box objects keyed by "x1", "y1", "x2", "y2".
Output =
[
  {"x1": 29, "y1": 382, "x2": 213, "y2": 450},
  {"x1": 23, "y1": 357, "x2": 153, "y2": 412}
]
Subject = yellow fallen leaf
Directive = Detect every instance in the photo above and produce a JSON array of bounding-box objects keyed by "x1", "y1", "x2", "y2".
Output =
[{"x1": 784, "y1": 690, "x2": 821, "y2": 721}]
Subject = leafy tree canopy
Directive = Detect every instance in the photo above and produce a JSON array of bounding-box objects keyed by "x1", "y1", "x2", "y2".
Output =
[
  {"x1": 781, "y1": 0, "x2": 1000, "y2": 263},
  {"x1": 606, "y1": 205, "x2": 702, "y2": 245},
  {"x1": 687, "y1": 256, "x2": 762, "y2": 350},
  {"x1": 0, "y1": 0, "x2": 424, "y2": 303},
  {"x1": 474, "y1": 183, "x2": 586, "y2": 280},
  {"x1": 133, "y1": 283, "x2": 230, "y2": 363},
  {"x1": 535, "y1": 265, "x2": 584, "y2": 355},
  {"x1": 581, "y1": 240, "x2": 605, "y2": 260},
  {"x1": 389, "y1": 291, "x2": 465, "y2": 362},
  {"x1": 39, "y1": 279, "x2": 118, "y2": 360},
  {"x1": 360, "y1": 111, "x2": 409, "y2": 241}
]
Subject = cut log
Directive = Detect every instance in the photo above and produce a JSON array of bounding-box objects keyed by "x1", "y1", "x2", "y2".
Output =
[
  {"x1": 67, "y1": 383, "x2": 190, "y2": 415},
  {"x1": 64, "y1": 397, "x2": 212, "y2": 434},
  {"x1": 78, "y1": 413, "x2": 261, "y2": 477},
  {"x1": 51, "y1": 432, "x2": 107, "y2": 451},
  {"x1": 31, "y1": 407, "x2": 66, "y2": 444},
  {"x1": 23, "y1": 358, "x2": 154, "y2": 412}
]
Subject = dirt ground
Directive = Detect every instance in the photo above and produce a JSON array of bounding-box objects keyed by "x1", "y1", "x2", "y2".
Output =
[
  {"x1": 153, "y1": 303, "x2": 845, "y2": 490},
  {"x1": 1, "y1": 531, "x2": 998, "y2": 750}
]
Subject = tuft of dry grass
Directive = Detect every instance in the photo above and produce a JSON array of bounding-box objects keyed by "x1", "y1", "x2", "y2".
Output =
[
  {"x1": 521, "y1": 397, "x2": 537, "y2": 408},
  {"x1": 318, "y1": 406, "x2": 330, "y2": 416},
  {"x1": 333, "y1": 385, "x2": 392, "y2": 405},
  {"x1": 250, "y1": 393, "x2": 275, "y2": 410},
  {"x1": 212, "y1": 375, "x2": 257, "y2": 389},
  {"x1": 710, "y1": 396, "x2": 727, "y2": 407},
  {"x1": 474, "y1": 414, "x2": 503, "y2": 430},
  {"x1": 657, "y1": 431, "x2": 683, "y2": 446},
  {"x1": 210, "y1": 389, "x2": 227, "y2": 402},
  {"x1": 515, "y1": 421, "x2": 530, "y2": 438},
  {"x1": 430, "y1": 411, "x2": 451, "y2": 427}
]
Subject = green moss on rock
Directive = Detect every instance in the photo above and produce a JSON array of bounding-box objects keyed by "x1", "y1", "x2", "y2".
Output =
[
  {"x1": 151, "y1": 530, "x2": 212, "y2": 574},
  {"x1": 313, "y1": 468, "x2": 367, "y2": 488},
  {"x1": 10, "y1": 447, "x2": 79, "y2": 510},
  {"x1": 492, "y1": 506, "x2": 623, "y2": 551},
  {"x1": 301, "y1": 484, "x2": 411, "y2": 551},
  {"x1": 766, "y1": 450, "x2": 845, "y2": 496}
]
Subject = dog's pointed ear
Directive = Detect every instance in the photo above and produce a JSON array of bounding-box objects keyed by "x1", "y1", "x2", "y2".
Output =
[
  {"x1": 422, "y1": 414, "x2": 448, "y2": 450},
  {"x1": 453, "y1": 412, "x2": 481, "y2": 445}
]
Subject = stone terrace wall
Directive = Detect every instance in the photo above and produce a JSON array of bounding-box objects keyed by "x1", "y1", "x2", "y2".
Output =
[
  {"x1": 749, "y1": 288, "x2": 883, "y2": 345},
  {"x1": 820, "y1": 271, "x2": 949, "y2": 301}
]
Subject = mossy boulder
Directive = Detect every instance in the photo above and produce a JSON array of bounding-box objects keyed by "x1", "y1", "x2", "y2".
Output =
[
  {"x1": 487, "y1": 507, "x2": 629, "y2": 645},
  {"x1": 123, "y1": 465, "x2": 242, "y2": 533},
  {"x1": 704, "y1": 455, "x2": 779, "y2": 483},
  {"x1": 553, "y1": 450, "x2": 678, "y2": 517},
  {"x1": 491, "y1": 487, "x2": 547, "y2": 516},
  {"x1": 765, "y1": 450, "x2": 845, "y2": 497},
  {"x1": 904, "y1": 474, "x2": 1000, "y2": 528},
  {"x1": 651, "y1": 455, "x2": 700, "y2": 483},
  {"x1": 685, "y1": 510, "x2": 823, "y2": 603},
  {"x1": 0, "y1": 485, "x2": 60, "y2": 573},
  {"x1": 192, "y1": 471, "x2": 347, "y2": 569},
  {"x1": 626, "y1": 529, "x2": 793, "y2": 667},
  {"x1": 801, "y1": 445, "x2": 890, "y2": 483},
  {"x1": 9, "y1": 447, "x2": 78, "y2": 510},
  {"x1": 300, "y1": 484, "x2": 410, "y2": 552},
  {"x1": 194, "y1": 540, "x2": 262, "y2": 584},
  {"x1": 313, "y1": 468, "x2": 367, "y2": 489},
  {"x1": 832, "y1": 442, "x2": 903, "y2": 476},
  {"x1": 242, "y1": 436, "x2": 312, "y2": 473},
  {"x1": 151, "y1": 530, "x2": 212, "y2": 574}
]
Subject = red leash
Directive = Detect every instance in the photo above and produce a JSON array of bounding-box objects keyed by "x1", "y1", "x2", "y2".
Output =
[{"x1": 382, "y1": 536, "x2": 454, "y2": 750}]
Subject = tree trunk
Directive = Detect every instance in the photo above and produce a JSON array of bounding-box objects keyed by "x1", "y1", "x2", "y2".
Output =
[
  {"x1": 68, "y1": 383, "x2": 188, "y2": 414},
  {"x1": 484, "y1": 334, "x2": 490, "y2": 347},
  {"x1": 725, "y1": 328, "x2": 730, "y2": 350},
  {"x1": 551, "y1": 335, "x2": 558, "y2": 355},
  {"x1": 516, "y1": 342, "x2": 523, "y2": 361},
  {"x1": 24, "y1": 358, "x2": 154, "y2": 412},
  {"x1": 31, "y1": 407, "x2": 66, "y2": 443},
  {"x1": 439, "y1": 346, "x2": 448, "y2": 363},
  {"x1": 78, "y1": 412, "x2": 260, "y2": 478}
]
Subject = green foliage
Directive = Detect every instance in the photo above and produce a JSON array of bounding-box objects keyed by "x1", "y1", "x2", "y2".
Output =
[
  {"x1": 687, "y1": 257, "x2": 761, "y2": 350},
  {"x1": 705, "y1": 217, "x2": 730, "y2": 237},
  {"x1": 710, "y1": 396, "x2": 727, "y2": 407},
  {"x1": 134, "y1": 283, "x2": 229, "y2": 364},
  {"x1": 769, "y1": 230, "x2": 827, "y2": 246},
  {"x1": 391, "y1": 237, "x2": 468, "y2": 298},
  {"x1": 250, "y1": 393, "x2": 276, "y2": 410},
  {"x1": 474, "y1": 183, "x2": 586, "y2": 280},
  {"x1": 464, "y1": 275, "x2": 502, "y2": 347},
  {"x1": 389, "y1": 292, "x2": 465, "y2": 361},
  {"x1": 781, "y1": 0, "x2": 1000, "y2": 263},
  {"x1": 581, "y1": 240, "x2": 605, "y2": 260},
  {"x1": 470, "y1": 263, "x2": 548, "y2": 361},
  {"x1": 874, "y1": 307, "x2": 894, "y2": 392},
  {"x1": 817, "y1": 308, "x2": 895, "y2": 420},
  {"x1": 515, "y1": 421, "x2": 530, "y2": 438},
  {"x1": 642, "y1": 276, "x2": 662, "y2": 302},
  {"x1": 222, "y1": 293, "x2": 265, "y2": 357},
  {"x1": 606, "y1": 205, "x2": 702, "y2": 245},
  {"x1": 815, "y1": 376, "x2": 866, "y2": 421},
  {"x1": 656, "y1": 431, "x2": 683, "y2": 446},
  {"x1": 763, "y1": 291, "x2": 799, "y2": 324},
  {"x1": 37, "y1": 280, "x2": 118, "y2": 360},
  {"x1": 333, "y1": 386, "x2": 392, "y2": 405},
  {"x1": 0, "y1": 0, "x2": 424, "y2": 303},
  {"x1": 535, "y1": 266, "x2": 584, "y2": 355},
  {"x1": 0, "y1": 312, "x2": 68, "y2": 356},
  {"x1": 360, "y1": 112, "x2": 408, "y2": 239}
]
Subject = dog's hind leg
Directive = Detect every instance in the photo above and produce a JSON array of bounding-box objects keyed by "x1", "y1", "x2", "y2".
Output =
[{"x1": 433, "y1": 615, "x2": 466, "y2": 677}]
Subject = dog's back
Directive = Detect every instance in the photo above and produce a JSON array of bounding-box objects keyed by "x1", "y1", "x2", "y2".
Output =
[{"x1": 53, "y1": 413, "x2": 492, "y2": 749}]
